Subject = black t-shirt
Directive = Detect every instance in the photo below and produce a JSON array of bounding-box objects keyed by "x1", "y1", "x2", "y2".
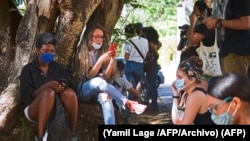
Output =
[
  {"x1": 221, "y1": 0, "x2": 250, "y2": 57},
  {"x1": 180, "y1": 47, "x2": 199, "y2": 63},
  {"x1": 195, "y1": 24, "x2": 215, "y2": 47}
]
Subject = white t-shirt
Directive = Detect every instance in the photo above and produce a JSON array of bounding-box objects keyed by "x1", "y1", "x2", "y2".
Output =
[{"x1": 123, "y1": 36, "x2": 149, "y2": 63}]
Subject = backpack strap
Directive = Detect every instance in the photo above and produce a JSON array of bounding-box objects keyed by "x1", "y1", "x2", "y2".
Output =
[{"x1": 129, "y1": 40, "x2": 145, "y2": 60}]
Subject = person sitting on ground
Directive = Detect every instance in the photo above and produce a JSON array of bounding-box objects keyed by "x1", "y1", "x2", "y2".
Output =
[
  {"x1": 73, "y1": 24, "x2": 147, "y2": 125},
  {"x1": 207, "y1": 73, "x2": 250, "y2": 125},
  {"x1": 113, "y1": 60, "x2": 141, "y2": 99},
  {"x1": 20, "y1": 32, "x2": 78, "y2": 141},
  {"x1": 170, "y1": 56, "x2": 214, "y2": 124},
  {"x1": 112, "y1": 60, "x2": 142, "y2": 119}
]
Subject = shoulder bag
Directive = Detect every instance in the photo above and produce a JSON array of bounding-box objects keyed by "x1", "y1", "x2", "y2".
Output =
[
  {"x1": 129, "y1": 40, "x2": 153, "y2": 72},
  {"x1": 196, "y1": 29, "x2": 222, "y2": 77}
]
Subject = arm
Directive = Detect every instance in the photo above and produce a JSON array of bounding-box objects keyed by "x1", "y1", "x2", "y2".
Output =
[
  {"x1": 20, "y1": 66, "x2": 62, "y2": 105},
  {"x1": 170, "y1": 82, "x2": 183, "y2": 124},
  {"x1": 149, "y1": 42, "x2": 159, "y2": 60},
  {"x1": 123, "y1": 42, "x2": 130, "y2": 61},
  {"x1": 204, "y1": 16, "x2": 250, "y2": 30},
  {"x1": 127, "y1": 88, "x2": 140, "y2": 99},
  {"x1": 20, "y1": 68, "x2": 37, "y2": 106},
  {"x1": 187, "y1": 12, "x2": 206, "y2": 45},
  {"x1": 88, "y1": 52, "x2": 113, "y2": 78},
  {"x1": 103, "y1": 52, "x2": 116, "y2": 79},
  {"x1": 177, "y1": 91, "x2": 203, "y2": 124}
]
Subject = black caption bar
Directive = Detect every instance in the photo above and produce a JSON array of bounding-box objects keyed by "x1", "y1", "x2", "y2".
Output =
[{"x1": 99, "y1": 125, "x2": 250, "y2": 140}]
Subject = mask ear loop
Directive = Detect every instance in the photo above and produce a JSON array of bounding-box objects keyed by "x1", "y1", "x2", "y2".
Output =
[{"x1": 226, "y1": 101, "x2": 238, "y2": 116}]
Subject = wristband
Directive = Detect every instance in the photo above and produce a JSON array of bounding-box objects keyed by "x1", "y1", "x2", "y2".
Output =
[
  {"x1": 172, "y1": 95, "x2": 180, "y2": 99},
  {"x1": 216, "y1": 19, "x2": 222, "y2": 28}
]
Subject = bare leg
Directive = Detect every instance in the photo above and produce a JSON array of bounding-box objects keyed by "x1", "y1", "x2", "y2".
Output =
[
  {"x1": 28, "y1": 88, "x2": 55, "y2": 138},
  {"x1": 61, "y1": 88, "x2": 78, "y2": 135}
]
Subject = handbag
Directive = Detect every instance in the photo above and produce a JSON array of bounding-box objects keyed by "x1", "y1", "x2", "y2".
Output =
[
  {"x1": 196, "y1": 29, "x2": 222, "y2": 77},
  {"x1": 129, "y1": 40, "x2": 153, "y2": 72}
]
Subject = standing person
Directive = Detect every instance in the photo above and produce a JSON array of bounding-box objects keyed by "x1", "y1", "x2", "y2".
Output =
[
  {"x1": 170, "y1": 56, "x2": 214, "y2": 124},
  {"x1": 187, "y1": 0, "x2": 218, "y2": 90},
  {"x1": 207, "y1": 73, "x2": 250, "y2": 124},
  {"x1": 73, "y1": 24, "x2": 147, "y2": 125},
  {"x1": 203, "y1": 0, "x2": 250, "y2": 78},
  {"x1": 141, "y1": 26, "x2": 161, "y2": 110},
  {"x1": 20, "y1": 32, "x2": 78, "y2": 141},
  {"x1": 123, "y1": 23, "x2": 149, "y2": 100},
  {"x1": 177, "y1": 24, "x2": 199, "y2": 63}
]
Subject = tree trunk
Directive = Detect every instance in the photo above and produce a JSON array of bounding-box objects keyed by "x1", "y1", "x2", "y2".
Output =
[
  {"x1": 56, "y1": 0, "x2": 102, "y2": 67},
  {"x1": 0, "y1": 0, "x2": 22, "y2": 132},
  {"x1": 0, "y1": 0, "x2": 125, "y2": 134}
]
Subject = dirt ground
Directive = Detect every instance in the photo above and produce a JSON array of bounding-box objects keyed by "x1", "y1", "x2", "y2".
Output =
[{"x1": 0, "y1": 101, "x2": 172, "y2": 141}]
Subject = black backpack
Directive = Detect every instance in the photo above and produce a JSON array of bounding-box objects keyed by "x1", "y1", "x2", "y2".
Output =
[{"x1": 47, "y1": 95, "x2": 71, "y2": 141}]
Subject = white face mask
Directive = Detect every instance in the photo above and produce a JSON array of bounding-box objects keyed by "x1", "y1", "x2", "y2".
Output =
[{"x1": 92, "y1": 42, "x2": 102, "y2": 50}]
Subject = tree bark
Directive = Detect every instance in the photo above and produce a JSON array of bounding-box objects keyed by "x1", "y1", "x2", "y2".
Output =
[
  {"x1": 0, "y1": 0, "x2": 125, "y2": 134},
  {"x1": 56, "y1": 0, "x2": 102, "y2": 67}
]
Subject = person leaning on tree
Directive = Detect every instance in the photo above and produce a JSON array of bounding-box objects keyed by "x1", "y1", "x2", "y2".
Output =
[
  {"x1": 73, "y1": 24, "x2": 147, "y2": 125},
  {"x1": 19, "y1": 32, "x2": 78, "y2": 141}
]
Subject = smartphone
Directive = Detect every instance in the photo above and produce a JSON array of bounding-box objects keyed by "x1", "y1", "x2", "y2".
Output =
[
  {"x1": 109, "y1": 43, "x2": 118, "y2": 52},
  {"x1": 57, "y1": 78, "x2": 66, "y2": 85}
]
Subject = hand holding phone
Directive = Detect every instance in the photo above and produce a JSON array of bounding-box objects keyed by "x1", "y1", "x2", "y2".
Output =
[
  {"x1": 109, "y1": 43, "x2": 118, "y2": 52},
  {"x1": 57, "y1": 78, "x2": 66, "y2": 85}
]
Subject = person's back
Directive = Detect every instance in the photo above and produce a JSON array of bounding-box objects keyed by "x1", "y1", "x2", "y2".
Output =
[
  {"x1": 123, "y1": 23, "x2": 148, "y2": 100},
  {"x1": 141, "y1": 26, "x2": 161, "y2": 110}
]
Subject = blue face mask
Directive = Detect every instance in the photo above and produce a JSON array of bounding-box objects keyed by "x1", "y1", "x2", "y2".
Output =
[
  {"x1": 211, "y1": 102, "x2": 238, "y2": 125},
  {"x1": 174, "y1": 79, "x2": 186, "y2": 91},
  {"x1": 92, "y1": 42, "x2": 102, "y2": 50},
  {"x1": 40, "y1": 53, "x2": 55, "y2": 64}
]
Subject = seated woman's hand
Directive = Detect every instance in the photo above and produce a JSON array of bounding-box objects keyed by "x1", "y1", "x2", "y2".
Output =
[{"x1": 47, "y1": 81, "x2": 65, "y2": 93}]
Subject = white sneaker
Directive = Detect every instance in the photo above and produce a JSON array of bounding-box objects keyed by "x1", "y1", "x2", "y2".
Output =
[{"x1": 42, "y1": 130, "x2": 48, "y2": 141}]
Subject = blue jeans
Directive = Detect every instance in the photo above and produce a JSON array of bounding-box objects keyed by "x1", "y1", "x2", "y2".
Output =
[
  {"x1": 145, "y1": 63, "x2": 159, "y2": 106},
  {"x1": 76, "y1": 77, "x2": 126, "y2": 124},
  {"x1": 125, "y1": 61, "x2": 144, "y2": 99}
]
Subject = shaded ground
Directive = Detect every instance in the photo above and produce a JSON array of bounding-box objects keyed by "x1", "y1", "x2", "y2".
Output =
[{"x1": 0, "y1": 100, "x2": 172, "y2": 141}]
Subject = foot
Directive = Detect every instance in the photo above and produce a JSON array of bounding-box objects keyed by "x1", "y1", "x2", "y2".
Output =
[
  {"x1": 126, "y1": 100, "x2": 147, "y2": 114},
  {"x1": 35, "y1": 136, "x2": 43, "y2": 141},
  {"x1": 147, "y1": 104, "x2": 159, "y2": 111}
]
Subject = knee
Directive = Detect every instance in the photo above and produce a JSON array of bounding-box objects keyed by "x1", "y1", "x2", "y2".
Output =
[
  {"x1": 43, "y1": 88, "x2": 56, "y2": 100},
  {"x1": 99, "y1": 93, "x2": 111, "y2": 101},
  {"x1": 61, "y1": 88, "x2": 77, "y2": 100}
]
